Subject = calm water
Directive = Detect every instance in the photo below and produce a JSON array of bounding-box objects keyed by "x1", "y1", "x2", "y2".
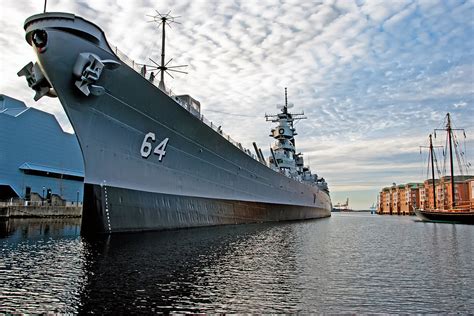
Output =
[{"x1": 0, "y1": 213, "x2": 473, "y2": 313}]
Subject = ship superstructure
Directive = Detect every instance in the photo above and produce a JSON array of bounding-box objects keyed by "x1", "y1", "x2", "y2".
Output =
[
  {"x1": 18, "y1": 11, "x2": 332, "y2": 234},
  {"x1": 266, "y1": 88, "x2": 328, "y2": 192}
]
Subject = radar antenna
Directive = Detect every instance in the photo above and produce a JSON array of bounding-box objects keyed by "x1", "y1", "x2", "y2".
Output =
[
  {"x1": 145, "y1": 10, "x2": 188, "y2": 91},
  {"x1": 276, "y1": 88, "x2": 294, "y2": 112},
  {"x1": 265, "y1": 88, "x2": 306, "y2": 122}
]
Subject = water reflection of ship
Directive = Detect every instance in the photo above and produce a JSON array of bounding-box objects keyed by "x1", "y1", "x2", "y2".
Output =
[
  {"x1": 332, "y1": 198, "x2": 352, "y2": 212},
  {"x1": 78, "y1": 222, "x2": 303, "y2": 313}
]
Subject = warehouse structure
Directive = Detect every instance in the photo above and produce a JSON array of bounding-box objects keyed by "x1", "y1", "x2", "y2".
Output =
[{"x1": 0, "y1": 94, "x2": 84, "y2": 204}]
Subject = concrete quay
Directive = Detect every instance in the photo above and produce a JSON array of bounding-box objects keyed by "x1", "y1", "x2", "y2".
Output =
[{"x1": 0, "y1": 205, "x2": 82, "y2": 218}]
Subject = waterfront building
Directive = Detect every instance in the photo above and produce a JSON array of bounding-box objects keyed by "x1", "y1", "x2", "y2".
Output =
[
  {"x1": 469, "y1": 179, "x2": 474, "y2": 209},
  {"x1": 400, "y1": 183, "x2": 422, "y2": 215},
  {"x1": 378, "y1": 188, "x2": 391, "y2": 214},
  {"x1": 390, "y1": 185, "x2": 399, "y2": 214},
  {"x1": 440, "y1": 176, "x2": 473, "y2": 209},
  {"x1": 419, "y1": 185, "x2": 426, "y2": 209},
  {"x1": 0, "y1": 94, "x2": 84, "y2": 204},
  {"x1": 379, "y1": 176, "x2": 474, "y2": 214},
  {"x1": 421, "y1": 176, "x2": 474, "y2": 210},
  {"x1": 398, "y1": 184, "x2": 407, "y2": 214},
  {"x1": 422, "y1": 179, "x2": 440, "y2": 210},
  {"x1": 378, "y1": 182, "x2": 423, "y2": 215}
]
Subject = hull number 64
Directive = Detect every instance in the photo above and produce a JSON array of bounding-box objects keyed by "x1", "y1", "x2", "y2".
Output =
[{"x1": 140, "y1": 132, "x2": 169, "y2": 161}]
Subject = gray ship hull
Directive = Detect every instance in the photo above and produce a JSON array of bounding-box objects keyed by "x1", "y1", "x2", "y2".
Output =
[
  {"x1": 23, "y1": 13, "x2": 331, "y2": 233},
  {"x1": 82, "y1": 183, "x2": 329, "y2": 233}
]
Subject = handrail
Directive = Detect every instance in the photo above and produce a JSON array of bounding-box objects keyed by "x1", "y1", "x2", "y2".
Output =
[
  {"x1": 110, "y1": 45, "x2": 259, "y2": 162},
  {"x1": 110, "y1": 46, "x2": 328, "y2": 188}
]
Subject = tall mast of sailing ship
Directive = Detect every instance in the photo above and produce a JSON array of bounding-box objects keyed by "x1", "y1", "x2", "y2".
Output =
[
  {"x1": 447, "y1": 113, "x2": 456, "y2": 207},
  {"x1": 429, "y1": 134, "x2": 437, "y2": 209},
  {"x1": 420, "y1": 134, "x2": 443, "y2": 209},
  {"x1": 434, "y1": 113, "x2": 466, "y2": 209}
]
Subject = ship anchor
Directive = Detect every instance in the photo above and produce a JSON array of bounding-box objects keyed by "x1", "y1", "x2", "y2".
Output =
[
  {"x1": 72, "y1": 52, "x2": 120, "y2": 96},
  {"x1": 17, "y1": 61, "x2": 57, "y2": 101}
]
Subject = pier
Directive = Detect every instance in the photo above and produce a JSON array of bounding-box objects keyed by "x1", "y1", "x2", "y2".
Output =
[{"x1": 0, "y1": 204, "x2": 82, "y2": 218}]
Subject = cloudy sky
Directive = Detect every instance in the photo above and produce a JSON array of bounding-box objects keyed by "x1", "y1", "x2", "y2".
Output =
[{"x1": 1, "y1": 0, "x2": 473, "y2": 209}]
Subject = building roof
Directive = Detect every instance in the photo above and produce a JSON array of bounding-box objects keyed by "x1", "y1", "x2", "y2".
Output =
[
  {"x1": 0, "y1": 94, "x2": 84, "y2": 201},
  {"x1": 406, "y1": 183, "x2": 423, "y2": 188},
  {"x1": 441, "y1": 175, "x2": 474, "y2": 183},
  {"x1": 18, "y1": 162, "x2": 84, "y2": 178},
  {"x1": 0, "y1": 94, "x2": 27, "y2": 110},
  {"x1": 424, "y1": 179, "x2": 440, "y2": 185}
]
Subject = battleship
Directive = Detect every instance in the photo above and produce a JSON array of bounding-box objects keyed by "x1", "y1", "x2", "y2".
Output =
[{"x1": 18, "y1": 11, "x2": 332, "y2": 234}]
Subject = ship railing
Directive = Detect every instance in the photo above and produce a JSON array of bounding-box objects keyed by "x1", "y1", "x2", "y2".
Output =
[
  {"x1": 111, "y1": 45, "x2": 259, "y2": 162},
  {"x1": 450, "y1": 200, "x2": 474, "y2": 211}
]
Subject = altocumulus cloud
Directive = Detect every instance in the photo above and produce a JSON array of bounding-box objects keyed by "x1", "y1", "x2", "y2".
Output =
[{"x1": 0, "y1": 0, "x2": 473, "y2": 208}]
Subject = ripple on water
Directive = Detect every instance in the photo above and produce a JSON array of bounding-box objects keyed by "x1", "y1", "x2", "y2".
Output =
[{"x1": 0, "y1": 215, "x2": 473, "y2": 313}]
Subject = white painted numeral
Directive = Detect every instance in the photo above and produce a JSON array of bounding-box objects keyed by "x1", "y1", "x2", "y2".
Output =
[
  {"x1": 140, "y1": 132, "x2": 169, "y2": 162},
  {"x1": 140, "y1": 132, "x2": 155, "y2": 158},
  {"x1": 153, "y1": 137, "x2": 169, "y2": 161}
]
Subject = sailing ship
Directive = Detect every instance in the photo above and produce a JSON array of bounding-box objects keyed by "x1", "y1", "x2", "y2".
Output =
[
  {"x1": 415, "y1": 113, "x2": 474, "y2": 224},
  {"x1": 18, "y1": 11, "x2": 332, "y2": 234}
]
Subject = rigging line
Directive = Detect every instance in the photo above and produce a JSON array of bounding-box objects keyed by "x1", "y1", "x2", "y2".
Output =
[
  {"x1": 426, "y1": 151, "x2": 431, "y2": 181},
  {"x1": 442, "y1": 134, "x2": 448, "y2": 176},
  {"x1": 434, "y1": 116, "x2": 445, "y2": 138},
  {"x1": 463, "y1": 130, "x2": 471, "y2": 170},
  {"x1": 453, "y1": 132, "x2": 466, "y2": 176},
  {"x1": 422, "y1": 149, "x2": 428, "y2": 180},
  {"x1": 205, "y1": 109, "x2": 256, "y2": 118},
  {"x1": 458, "y1": 131, "x2": 471, "y2": 171},
  {"x1": 433, "y1": 148, "x2": 442, "y2": 178},
  {"x1": 426, "y1": 150, "x2": 431, "y2": 180},
  {"x1": 455, "y1": 139, "x2": 464, "y2": 176}
]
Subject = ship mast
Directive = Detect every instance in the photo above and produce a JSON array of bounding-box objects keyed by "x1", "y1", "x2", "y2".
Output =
[
  {"x1": 434, "y1": 113, "x2": 466, "y2": 209},
  {"x1": 159, "y1": 15, "x2": 166, "y2": 90},
  {"x1": 265, "y1": 88, "x2": 306, "y2": 173},
  {"x1": 429, "y1": 134, "x2": 437, "y2": 209},
  {"x1": 146, "y1": 11, "x2": 187, "y2": 91},
  {"x1": 420, "y1": 134, "x2": 442, "y2": 209},
  {"x1": 447, "y1": 113, "x2": 455, "y2": 207}
]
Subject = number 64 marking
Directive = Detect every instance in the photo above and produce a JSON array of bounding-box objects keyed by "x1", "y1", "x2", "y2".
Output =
[{"x1": 140, "y1": 132, "x2": 169, "y2": 161}]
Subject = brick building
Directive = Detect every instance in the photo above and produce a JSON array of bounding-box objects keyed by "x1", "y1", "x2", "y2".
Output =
[
  {"x1": 379, "y1": 176, "x2": 474, "y2": 214},
  {"x1": 378, "y1": 183, "x2": 422, "y2": 215},
  {"x1": 438, "y1": 176, "x2": 474, "y2": 209},
  {"x1": 379, "y1": 187, "x2": 391, "y2": 214}
]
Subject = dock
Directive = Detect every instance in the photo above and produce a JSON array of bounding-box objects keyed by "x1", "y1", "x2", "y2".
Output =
[{"x1": 0, "y1": 205, "x2": 82, "y2": 218}]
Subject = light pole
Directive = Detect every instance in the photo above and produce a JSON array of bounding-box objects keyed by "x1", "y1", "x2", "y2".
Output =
[{"x1": 42, "y1": 186, "x2": 45, "y2": 206}]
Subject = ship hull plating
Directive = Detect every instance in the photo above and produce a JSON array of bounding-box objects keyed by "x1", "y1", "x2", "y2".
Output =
[
  {"x1": 82, "y1": 183, "x2": 330, "y2": 233},
  {"x1": 415, "y1": 209, "x2": 474, "y2": 224},
  {"x1": 23, "y1": 13, "x2": 331, "y2": 233}
]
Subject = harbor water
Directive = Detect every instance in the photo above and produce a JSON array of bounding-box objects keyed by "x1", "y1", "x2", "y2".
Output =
[{"x1": 0, "y1": 213, "x2": 473, "y2": 313}]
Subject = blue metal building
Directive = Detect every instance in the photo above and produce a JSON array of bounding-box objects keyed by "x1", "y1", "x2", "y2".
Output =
[{"x1": 0, "y1": 94, "x2": 84, "y2": 202}]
